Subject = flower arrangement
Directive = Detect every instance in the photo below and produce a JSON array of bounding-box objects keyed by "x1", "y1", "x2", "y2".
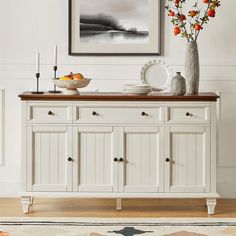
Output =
[{"x1": 165, "y1": 0, "x2": 221, "y2": 42}]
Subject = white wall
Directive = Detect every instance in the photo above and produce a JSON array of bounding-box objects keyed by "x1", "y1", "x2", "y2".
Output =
[{"x1": 0, "y1": 0, "x2": 236, "y2": 197}]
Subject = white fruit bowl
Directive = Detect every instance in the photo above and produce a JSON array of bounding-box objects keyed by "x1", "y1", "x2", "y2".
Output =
[{"x1": 53, "y1": 78, "x2": 91, "y2": 95}]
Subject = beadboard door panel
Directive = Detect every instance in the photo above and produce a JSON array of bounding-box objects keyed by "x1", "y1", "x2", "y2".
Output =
[
  {"x1": 165, "y1": 126, "x2": 210, "y2": 193},
  {"x1": 119, "y1": 126, "x2": 164, "y2": 193},
  {"x1": 73, "y1": 126, "x2": 118, "y2": 192},
  {"x1": 27, "y1": 126, "x2": 73, "y2": 192}
]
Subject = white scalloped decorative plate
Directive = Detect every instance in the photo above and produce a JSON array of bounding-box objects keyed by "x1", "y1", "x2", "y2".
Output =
[{"x1": 141, "y1": 59, "x2": 174, "y2": 92}]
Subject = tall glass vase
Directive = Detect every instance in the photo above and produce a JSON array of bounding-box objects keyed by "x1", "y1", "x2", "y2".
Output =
[{"x1": 185, "y1": 42, "x2": 200, "y2": 95}]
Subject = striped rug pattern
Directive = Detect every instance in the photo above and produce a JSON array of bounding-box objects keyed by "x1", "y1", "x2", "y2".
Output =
[{"x1": 0, "y1": 218, "x2": 236, "y2": 236}]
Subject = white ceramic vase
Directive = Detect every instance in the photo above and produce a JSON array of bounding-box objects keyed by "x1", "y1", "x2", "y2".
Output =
[
  {"x1": 185, "y1": 42, "x2": 200, "y2": 95},
  {"x1": 170, "y1": 72, "x2": 186, "y2": 95}
]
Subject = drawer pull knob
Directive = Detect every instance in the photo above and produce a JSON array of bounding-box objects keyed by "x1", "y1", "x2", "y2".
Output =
[
  {"x1": 186, "y1": 112, "x2": 193, "y2": 117},
  {"x1": 114, "y1": 158, "x2": 118, "y2": 162},
  {"x1": 48, "y1": 111, "x2": 55, "y2": 116},
  {"x1": 119, "y1": 158, "x2": 124, "y2": 162},
  {"x1": 68, "y1": 157, "x2": 73, "y2": 162},
  {"x1": 141, "y1": 112, "x2": 147, "y2": 116},
  {"x1": 92, "y1": 111, "x2": 98, "y2": 116},
  {"x1": 165, "y1": 158, "x2": 170, "y2": 163}
]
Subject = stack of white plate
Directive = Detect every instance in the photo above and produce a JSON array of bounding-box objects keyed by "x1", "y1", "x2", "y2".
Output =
[{"x1": 122, "y1": 84, "x2": 152, "y2": 95}]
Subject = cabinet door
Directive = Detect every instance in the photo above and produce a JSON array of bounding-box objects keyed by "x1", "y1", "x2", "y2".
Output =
[
  {"x1": 119, "y1": 126, "x2": 164, "y2": 193},
  {"x1": 73, "y1": 126, "x2": 118, "y2": 192},
  {"x1": 165, "y1": 126, "x2": 210, "y2": 193},
  {"x1": 27, "y1": 126, "x2": 73, "y2": 192}
]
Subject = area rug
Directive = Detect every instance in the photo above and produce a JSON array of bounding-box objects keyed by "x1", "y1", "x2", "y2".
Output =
[{"x1": 0, "y1": 218, "x2": 236, "y2": 236}]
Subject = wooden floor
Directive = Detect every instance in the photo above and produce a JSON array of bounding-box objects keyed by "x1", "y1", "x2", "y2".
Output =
[{"x1": 0, "y1": 198, "x2": 236, "y2": 218}]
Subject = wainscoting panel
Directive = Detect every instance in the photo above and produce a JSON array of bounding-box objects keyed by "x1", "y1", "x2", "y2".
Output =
[
  {"x1": 217, "y1": 92, "x2": 236, "y2": 167},
  {"x1": 0, "y1": 88, "x2": 4, "y2": 166},
  {"x1": 200, "y1": 81, "x2": 236, "y2": 197},
  {"x1": 1, "y1": 70, "x2": 236, "y2": 197},
  {"x1": 1, "y1": 64, "x2": 236, "y2": 81}
]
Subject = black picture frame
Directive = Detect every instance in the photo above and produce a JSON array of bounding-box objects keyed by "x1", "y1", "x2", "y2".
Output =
[{"x1": 68, "y1": 0, "x2": 161, "y2": 56}]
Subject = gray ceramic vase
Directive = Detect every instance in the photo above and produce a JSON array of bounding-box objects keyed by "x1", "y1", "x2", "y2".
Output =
[
  {"x1": 185, "y1": 42, "x2": 200, "y2": 95},
  {"x1": 170, "y1": 72, "x2": 186, "y2": 95}
]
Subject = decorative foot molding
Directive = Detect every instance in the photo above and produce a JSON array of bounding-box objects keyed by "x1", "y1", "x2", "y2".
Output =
[
  {"x1": 21, "y1": 196, "x2": 31, "y2": 214},
  {"x1": 116, "y1": 198, "x2": 122, "y2": 211},
  {"x1": 30, "y1": 196, "x2": 34, "y2": 206},
  {"x1": 206, "y1": 198, "x2": 217, "y2": 215}
]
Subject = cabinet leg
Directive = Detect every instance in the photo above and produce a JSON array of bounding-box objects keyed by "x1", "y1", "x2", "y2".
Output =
[
  {"x1": 206, "y1": 198, "x2": 217, "y2": 215},
  {"x1": 30, "y1": 197, "x2": 34, "y2": 206},
  {"x1": 116, "y1": 198, "x2": 122, "y2": 211},
  {"x1": 21, "y1": 196, "x2": 31, "y2": 214}
]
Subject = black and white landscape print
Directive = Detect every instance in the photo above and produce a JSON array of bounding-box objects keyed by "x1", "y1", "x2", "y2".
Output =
[{"x1": 79, "y1": 0, "x2": 149, "y2": 44}]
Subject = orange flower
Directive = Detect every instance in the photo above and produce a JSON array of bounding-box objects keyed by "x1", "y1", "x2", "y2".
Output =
[
  {"x1": 179, "y1": 14, "x2": 186, "y2": 21},
  {"x1": 208, "y1": 9, "x2": 216, "y2": 17},
  {"x1": 189, "y1": 10, "x2": 197, "y2": 17},
  {"x1": 194, "y1": 24, "x2": 202, "y2": 31},
  {"x1": 168, "y1": 10, "x2": 175, "y2": 17},
  {"x1": 173, "y1": 26, "x2": 181, "y2": 35},
  {"x1": 175, "y1": 0, "x2": 180, "y2": 6}
]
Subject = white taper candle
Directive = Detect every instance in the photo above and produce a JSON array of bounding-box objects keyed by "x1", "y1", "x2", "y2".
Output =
[
  {"x1": 36, "y1": 52, "x2": 40, "y2": 74},
  {"x1": 54, "y1": 45, "x2": 57, "y2": 66}
]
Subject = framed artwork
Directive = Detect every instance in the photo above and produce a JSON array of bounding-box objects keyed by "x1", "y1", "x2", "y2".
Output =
[{"x1": 69, "y1": 0, "x2": 161, "y2": 55}]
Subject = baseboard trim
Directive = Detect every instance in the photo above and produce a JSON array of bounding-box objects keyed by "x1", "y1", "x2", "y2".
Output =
[
  {"x1": 0, "y1": 181, "x2": 20, "y2": 197},
  {"x1": 217, "y1": 183, "x2": 236, "y2": 198}
]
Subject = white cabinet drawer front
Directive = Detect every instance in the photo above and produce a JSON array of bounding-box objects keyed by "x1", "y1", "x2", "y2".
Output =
[
  {"x1": 167, "y1": 106, "x2": 210, "y2": 123},
  {"x1": 76, "y1": 107, "x2": 162, "y2": 123},
  {"x1": 28, "y1": 104, "x2": 72, "y2": 123}
]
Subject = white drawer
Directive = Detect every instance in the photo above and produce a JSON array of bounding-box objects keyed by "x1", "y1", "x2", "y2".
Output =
[
  {"x1": 27, "y1": 104, "x2": 72, "y2": 123},
  {"x1": 167, "y1": 106, "x2": 210, "y2": 123},
  {"x1": 75, "y1": 106, "x2": 162, "y2": 123}
]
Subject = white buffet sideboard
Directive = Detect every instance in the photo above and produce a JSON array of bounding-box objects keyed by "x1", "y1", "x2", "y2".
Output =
[{"x1": 19, "y1": 92, "x2": 220, "y2": 214}]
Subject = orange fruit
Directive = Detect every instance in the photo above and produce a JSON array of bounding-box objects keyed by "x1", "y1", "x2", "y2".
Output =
[{"x1": 73, "y1": 73, "x2": 84, "y2": 80}]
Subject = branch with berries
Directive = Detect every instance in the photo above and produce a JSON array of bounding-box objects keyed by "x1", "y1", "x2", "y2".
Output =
[{"x1": 165, "y1": 0, "x2": 221, "y2": 42}]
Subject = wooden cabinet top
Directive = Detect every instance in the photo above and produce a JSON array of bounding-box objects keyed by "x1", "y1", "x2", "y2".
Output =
[{"x1": 18, "y1": 92, "x2": 219, "y2": 102}]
